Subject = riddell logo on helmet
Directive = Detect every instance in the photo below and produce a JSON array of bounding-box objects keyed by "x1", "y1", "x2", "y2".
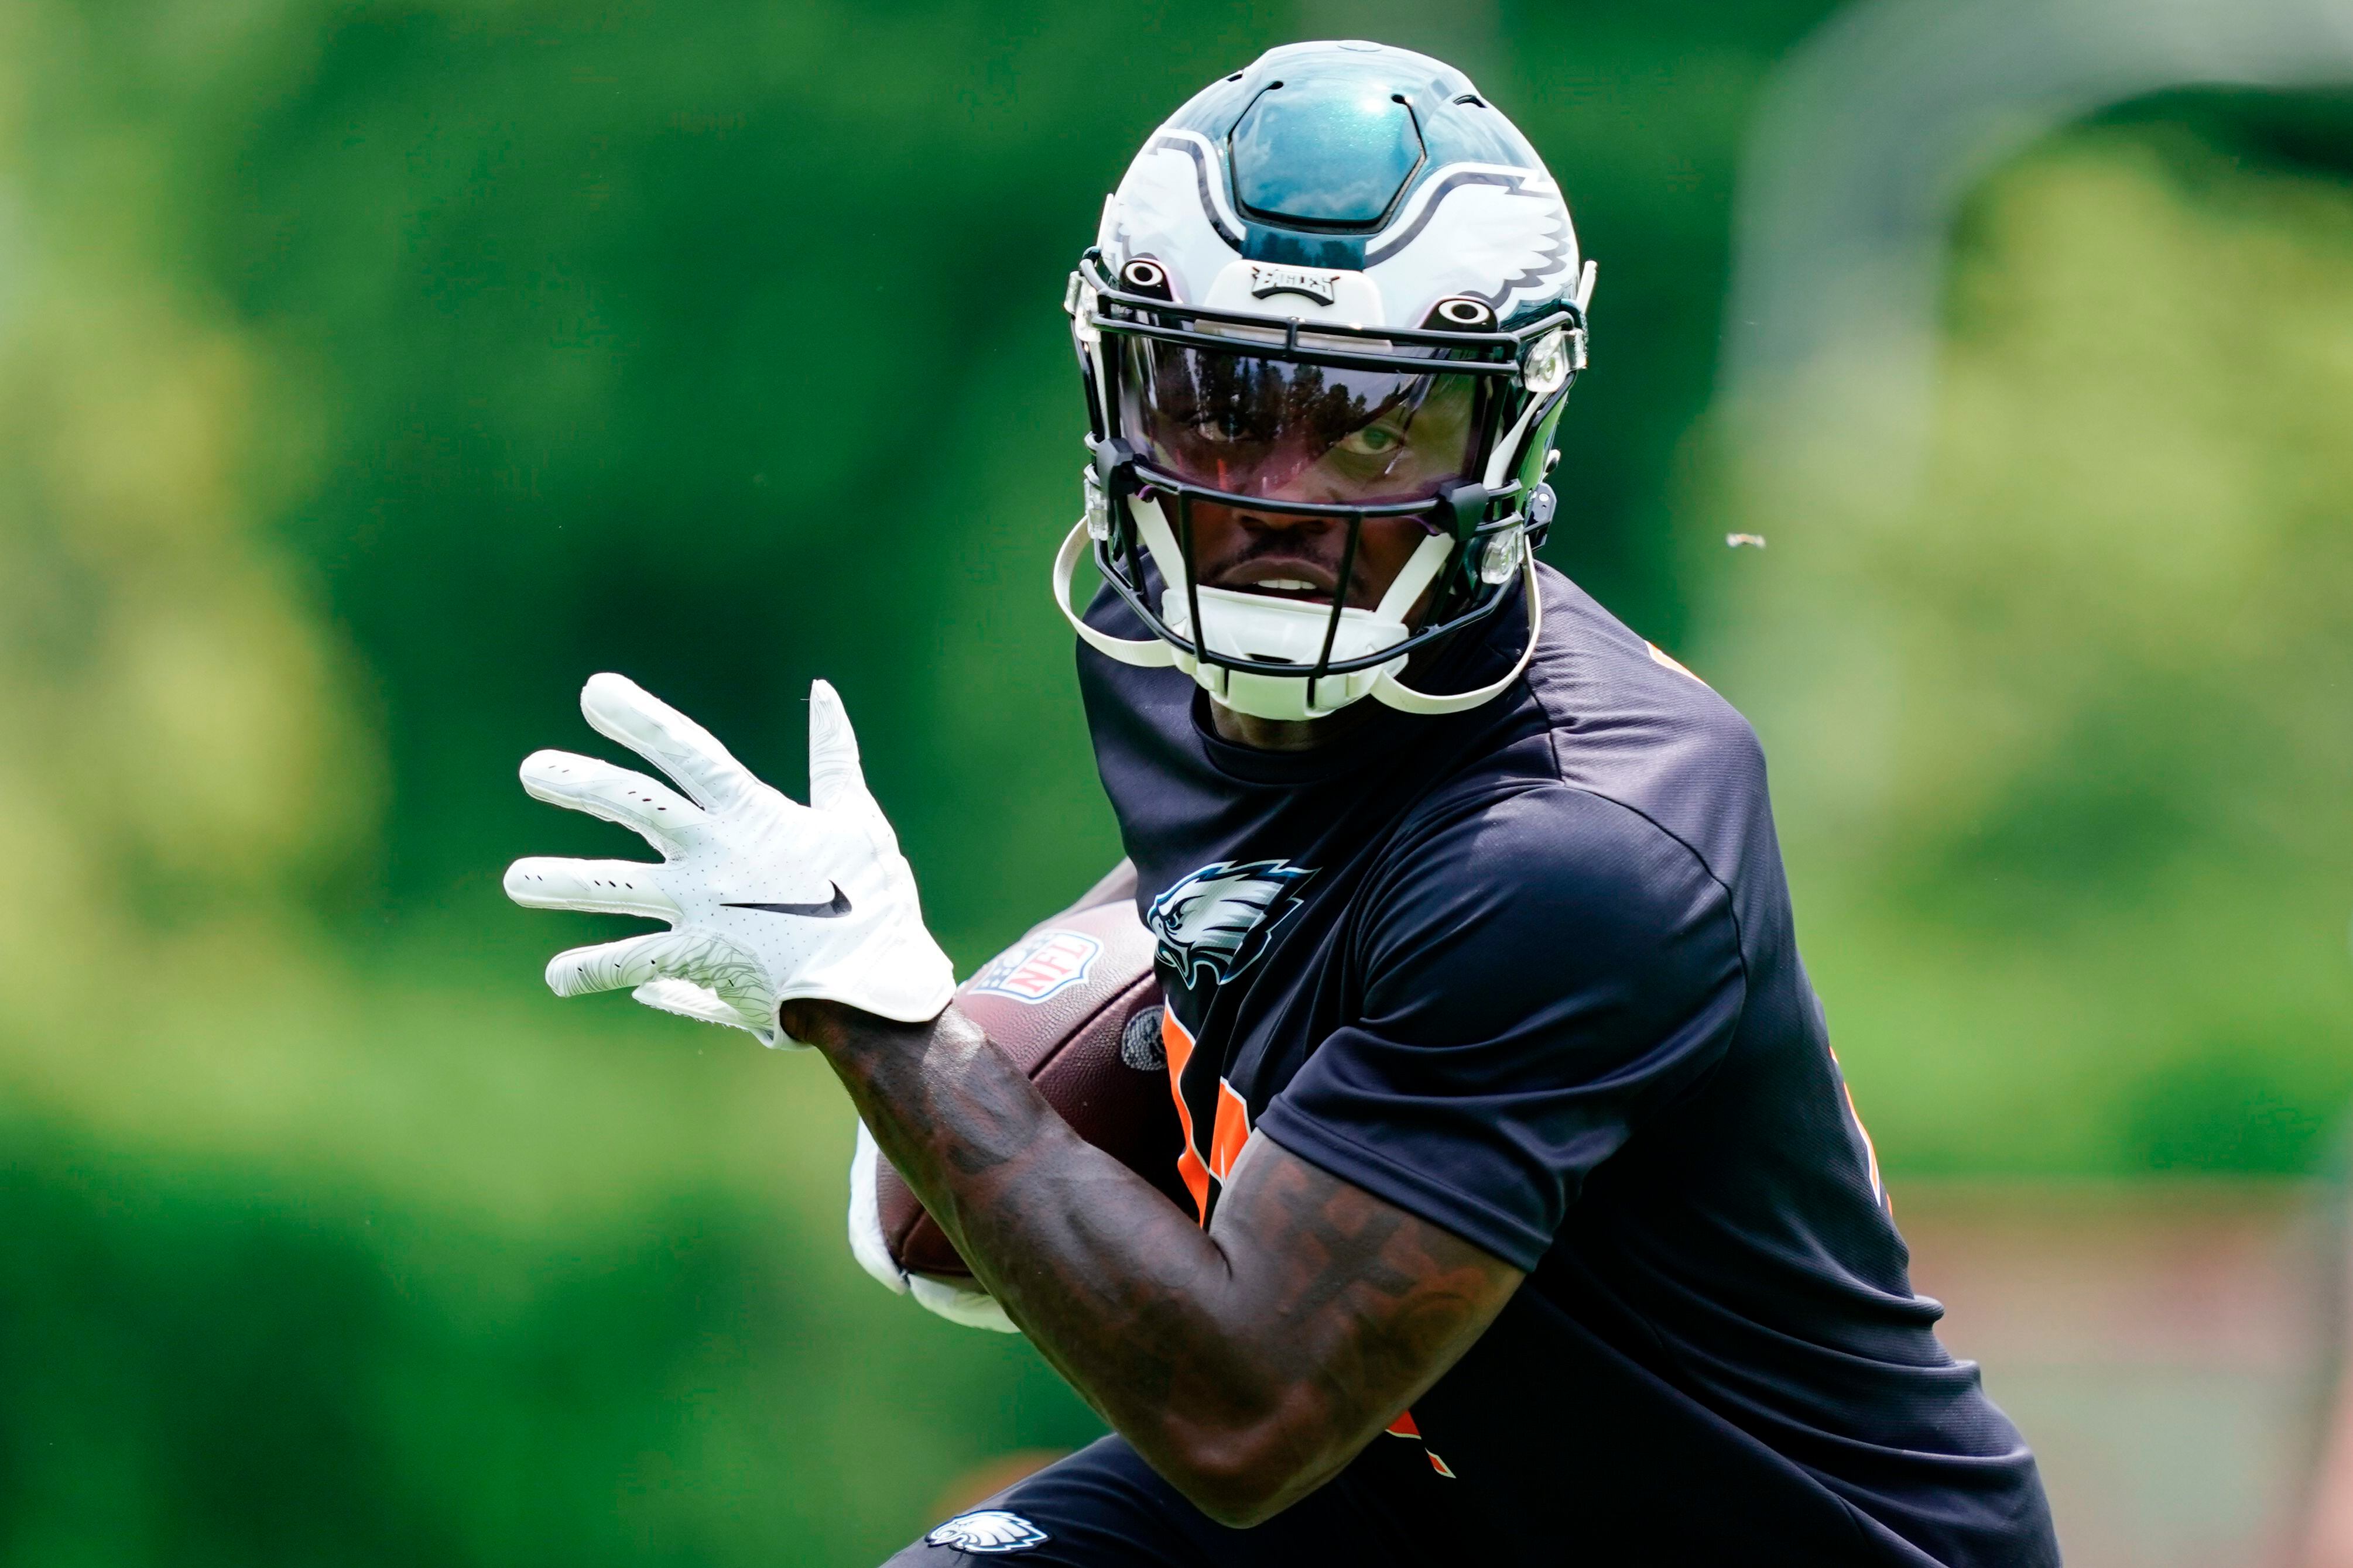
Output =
[{"x1": 1246, "y1": 263, "x2": 1338, "y2": 305}]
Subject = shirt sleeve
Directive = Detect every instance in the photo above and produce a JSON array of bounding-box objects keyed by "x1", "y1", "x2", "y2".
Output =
[{"x1": 1254, "y1": 784, "x2": 1747, "y2": 1270}]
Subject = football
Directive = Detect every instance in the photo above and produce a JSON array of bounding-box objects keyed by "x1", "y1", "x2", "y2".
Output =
[{"x1": 872, "y1": 867, "x2": 1191, "y2": 1281}]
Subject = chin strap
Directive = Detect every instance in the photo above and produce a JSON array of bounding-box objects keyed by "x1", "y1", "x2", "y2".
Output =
[
  {"x1": 1366, "y1": 539, "x2": 1542, "y2": 715},
  {"x1": 1369, "y1": 529, "x2": 1455, "y2": 626},
  {"x1": 1050, "y1": 519, "x2": 1543, "y2": 717},
  {"x1": 1054, "y1": 518, "x2": 1177, "y2": 668}
]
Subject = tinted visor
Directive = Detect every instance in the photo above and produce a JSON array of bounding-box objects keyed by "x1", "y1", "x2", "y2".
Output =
[{"x1": 1118, "y1": 337, "x2": 1484, "y2": 508}]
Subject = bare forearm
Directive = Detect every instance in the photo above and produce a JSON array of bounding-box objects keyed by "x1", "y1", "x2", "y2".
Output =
[
  {"x1": 789, "y1": 1002, "x2": 1278, "y2": 1457},
  {"x1": 782, "y1": 999, "x2": 1512, "y2": 1524}
]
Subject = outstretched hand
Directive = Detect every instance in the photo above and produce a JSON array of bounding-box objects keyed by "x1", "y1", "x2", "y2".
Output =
[{"x1": 505, "y1": 673, "x2": 954, "y2": 1047}]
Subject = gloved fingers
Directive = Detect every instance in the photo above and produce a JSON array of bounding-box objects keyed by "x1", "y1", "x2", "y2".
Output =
[
  {"x1": 808, "y1": 678, "x2": 899, "y2": 852},
  {"x1": 806, "y1": 680, "x2": 876, "y2": 816},
  {"x1": 504, "y1": 857, "x2": 680, "y2": 920},
  {"x1": 520, "y1": 750, "x2": 705, "y2": 852},
  {"x1": 631, "y1": 976, "x2": 783, "y2": 1044},
  {"x1": 580, "y1": 672, "x2": 770, "y2": 815},
  {"x1": 544, "y1": 929, "x2": 712, "y2": 999}
]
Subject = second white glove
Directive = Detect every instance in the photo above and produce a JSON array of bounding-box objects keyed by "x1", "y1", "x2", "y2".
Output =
[
  {"x1": 847, "y1": 1120, "x2": 1018, "y2": 1333},
  {"x1": 505, "y1": 673, "x2": 955, "y2": 1047}
]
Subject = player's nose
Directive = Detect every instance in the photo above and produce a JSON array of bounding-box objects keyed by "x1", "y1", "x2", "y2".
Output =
[{"x1": 1235, "y1": 507, "x2": 1336, "y2": 540}]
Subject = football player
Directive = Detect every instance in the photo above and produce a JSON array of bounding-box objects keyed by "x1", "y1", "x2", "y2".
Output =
[{"x1": 506, "y1": 42, "x2": 2062, "y2": 1566}]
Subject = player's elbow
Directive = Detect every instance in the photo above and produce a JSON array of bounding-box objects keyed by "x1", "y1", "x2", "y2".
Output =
[
  {"x1": 1159, "y1": 1419, "x2": 1337, "y2": 1529},
  {"x1": 1164, "y1": 1447, "x2": 1296, "y2": 1529}
]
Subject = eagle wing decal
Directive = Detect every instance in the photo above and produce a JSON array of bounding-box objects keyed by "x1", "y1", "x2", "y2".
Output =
[
  {"x1": 1100, "y1": 128, "x2": 1245, "y2": 305},
  {"x1": 1364, "y1": 163, "x2": 1574, "y2": 321}
]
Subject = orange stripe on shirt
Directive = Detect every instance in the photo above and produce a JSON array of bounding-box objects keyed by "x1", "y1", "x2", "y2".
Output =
[
  {"x1": 1161, "y1": 1010, "x2": 1211, "y2": 1222},
  {"x1": 1383, "y1": 1409, "x2": 1455, "y2": 1476}
]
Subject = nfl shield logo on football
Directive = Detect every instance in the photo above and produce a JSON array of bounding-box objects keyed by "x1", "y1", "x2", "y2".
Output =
[
  {"x1": 923, "y1": 1509, "x2": 1049, "y2": 1553},
  {"x1": 970, "y1": 929, "x2": 1102, "y2": 1003}
]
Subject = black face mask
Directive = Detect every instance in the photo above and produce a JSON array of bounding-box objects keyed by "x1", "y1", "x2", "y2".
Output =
[{"x1": 1068, "y1": 251, "x2": 1580, "y2": 688}]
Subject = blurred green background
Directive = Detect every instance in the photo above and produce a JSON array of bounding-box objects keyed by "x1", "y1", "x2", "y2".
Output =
[{"x1": 4, "y1": 1, "x2": 2349, "y2": 1561}]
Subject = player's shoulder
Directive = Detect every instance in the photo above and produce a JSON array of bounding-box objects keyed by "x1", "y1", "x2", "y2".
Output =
[
  {"x1": 1350, "y1": 567, "x2": 1775, "y2": 970},
  {"x1": 1501, "y1": 563, "x2": 1773, "y2": 885},
  {"x1": 1351, "y1": 775, "x2": 1742, "y2": 1034},
  {"x1": 1394, "y1": 568, "x2": 1766, "y2": 854},
  {"x1": 1522, "y1": 563, "x2": 1763, "y2": 770},
  {"x1": 1375, "y1": 769, "x2": 1729, "y2": 937}
]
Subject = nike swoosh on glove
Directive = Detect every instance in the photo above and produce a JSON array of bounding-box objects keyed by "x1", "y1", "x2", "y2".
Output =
[{"x1": 505, "y1": 673, "x2": 955, "y2": 1047}]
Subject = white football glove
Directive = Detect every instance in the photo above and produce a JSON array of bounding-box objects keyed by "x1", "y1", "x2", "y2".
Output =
[
  {"x1": 847, "y1": 1120, "x2": 1018, "y2": 1333},
  {"x1": 505, "y1": 673, "x2": 955, "y2": 1047}
]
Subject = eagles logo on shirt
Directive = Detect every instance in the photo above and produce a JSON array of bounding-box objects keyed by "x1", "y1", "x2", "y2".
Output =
[
  {"x1": 922, "y1": 1509, "x2": 1048, "y2": 1553},
  {"x1": 1145, "y1": 859, "x2": 1316, "y2": 989}
]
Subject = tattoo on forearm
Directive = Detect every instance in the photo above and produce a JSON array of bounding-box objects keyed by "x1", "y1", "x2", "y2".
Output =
[{"x1": 785, "y1": 997, "x2": 1522, "y2": 1517}]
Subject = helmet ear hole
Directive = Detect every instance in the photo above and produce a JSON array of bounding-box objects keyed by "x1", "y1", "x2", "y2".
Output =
[
  {"x1": 1424, "y1": 296, "x2": 1496, "y2": 331},
  {"x1": 1120, "y1": 258, "x2": 1175, "y2": 301}
]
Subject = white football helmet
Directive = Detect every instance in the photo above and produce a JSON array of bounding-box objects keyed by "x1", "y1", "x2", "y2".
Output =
[{"x1": 1056, "y1": 40, "x2": 1595, "y2": 723}]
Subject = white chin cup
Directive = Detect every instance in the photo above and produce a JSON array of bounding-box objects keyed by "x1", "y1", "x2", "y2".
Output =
[
  {"x1": 1128, "y1": 491, "x2": 1448, "y2": 722},
  {"x1": 1050, "y1": 499, "x2": 1544, "y2": 721},
  {"x1": 1161, "y1": 586, "x2": 1406, "y2": 722}
]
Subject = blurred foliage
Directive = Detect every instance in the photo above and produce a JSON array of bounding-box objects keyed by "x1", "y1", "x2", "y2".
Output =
[
  {"x1": 4, "y1": 0, "x2": 2351, "y2": 1560},
  {"x1": 174, "y1": 0, "x2": 1839, "y2": 929},
  {"x1": 1704, "y1": 117, "x2": 2353, "y2": 1177},
  {"x1": 0, "y1": 1, "x2": 1840, "y2": 1557}
]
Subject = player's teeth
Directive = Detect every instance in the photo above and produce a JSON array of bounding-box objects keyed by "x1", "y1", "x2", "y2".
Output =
[{"x1": 1260, "y1": 578, "x2": 1316, "y2": 591}]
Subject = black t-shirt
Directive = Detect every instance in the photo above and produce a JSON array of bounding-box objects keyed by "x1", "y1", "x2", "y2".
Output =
[{"x1": 1078, "y1": 565, "x2": 2060, "y2": 1567}]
